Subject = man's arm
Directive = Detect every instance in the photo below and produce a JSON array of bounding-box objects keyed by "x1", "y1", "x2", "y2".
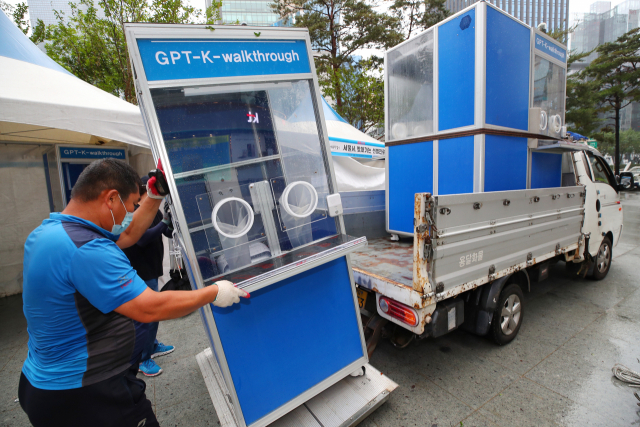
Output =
[
  {"x1": 114, "y1": 281, "x2": 249, "y2": 322},
  {"x1": 115, "y1": 286, "x2": 217, "y2": 322},
  {"x1": 117, "y1": 196, "x2": 162, "y2": 249}
]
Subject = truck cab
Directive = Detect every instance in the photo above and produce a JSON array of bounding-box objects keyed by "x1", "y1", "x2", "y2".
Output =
[{"x1": 572, "y1": 146, "x2": 624, "y2": 273}]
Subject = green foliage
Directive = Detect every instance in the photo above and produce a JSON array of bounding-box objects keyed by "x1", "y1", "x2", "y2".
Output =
[
  {"x1": 1, "y1": 1, "x2": 30, "y2": 35},
  {"x1": 389, "y1": 0, "x2": 449, "y2": 39},
  {"x1": 273, "y1": 0, "x2": 405, "y2": 136},
  {"x1": 593, "y1": 129, "x2": 640, "y2": 161},
  {"x1": 565, "y1": 52, "x2": 602, "y2": 137},
  {"x1": 39, "y1": 0, "x2": 214, "y2": 104},
  {"x1": 583, "y1": 27, "x2": 640, "y2": 173},
  {"x1": 547, "y1": 22, "x2": 574, "y2": 46},
  {"x1": 272, "y1": 0, "x2": 403, "y2": 109},
  {"x1": 323, "y1": 57, "x2": 384, "y2": 135}
]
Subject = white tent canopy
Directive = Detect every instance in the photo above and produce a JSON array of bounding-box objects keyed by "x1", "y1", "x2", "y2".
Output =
[
  {"x1": 0, "y1": 10, "x2": 149, "y2": 148},
  {"x1": 321, "y1": 99, "x2": 385, "y2": 192}
]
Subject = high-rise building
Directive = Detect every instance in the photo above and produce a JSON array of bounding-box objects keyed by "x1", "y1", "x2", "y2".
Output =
[
  {"x1": 27, "y1": 0, "x2": 103, "y2": 28},
  {"x1": 208, "y1": 0, "x2": 280, "y2": 26},
  {"x1": 444, "y1": 0, "x2": 569, "y2": 32},
  {"x1": 571, "y1": 0, "x2": 640, "y2": 131},
  {"x1": 572, "y1": 0, "x2": 639, "y2": 61}
]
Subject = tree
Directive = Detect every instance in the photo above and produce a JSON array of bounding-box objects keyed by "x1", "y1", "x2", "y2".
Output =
[
  {"x1": 1, "y1": 1, "x2": 30, "y2": 35},
  {"x1": 594, "y1": 129, "x2": 640, "y2": 163},
  {"x1": 32, "y1": 0, "x2": 218, "y2": 104},
  {"x1": 565, "y1": 52, "x2": 602, "y2": 137},
  {"x1": 272, "y1": 0, "x2": 403, "y2": 113},
  {"x1": 584, "y1": 27, "x2": 640, "y2": 175},
  {"x1": 389, "y1": 0, "x2": 449, "y2": 39},
  {"x1": 323, "y1": 57, "x2": 384, "y2": 136}
]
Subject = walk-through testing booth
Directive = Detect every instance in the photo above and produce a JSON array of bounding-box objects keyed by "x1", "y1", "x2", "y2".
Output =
[
  {"x1": 385, "y1": 1, "x2": 569, "y2": 236},
  {"x1": 44, "y1": 145, "x2": 128, "y2": 210},
  {"x1": 124, "y1": 24, "x2": 368, "y2": 427}
]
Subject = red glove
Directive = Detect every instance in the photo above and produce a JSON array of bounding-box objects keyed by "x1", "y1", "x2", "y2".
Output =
[{"x1": 147, "y1": 159, "x2": 170, "y2": 199}]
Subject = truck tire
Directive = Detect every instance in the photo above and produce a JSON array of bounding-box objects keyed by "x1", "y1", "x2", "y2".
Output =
[
  {"x1": 591, "y1": 236, "x2": 612, "y2": 280},
  {"x1": 491, "y1": 283, "x2": 524, "y2": 345}
]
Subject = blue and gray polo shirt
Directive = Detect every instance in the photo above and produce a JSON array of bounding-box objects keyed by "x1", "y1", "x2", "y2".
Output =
[{"x1": 22, "y1": 213, "x2": 148, "y2": 390}]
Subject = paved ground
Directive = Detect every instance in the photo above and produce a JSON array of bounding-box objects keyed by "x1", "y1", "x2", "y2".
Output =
[{"x1": 1, "y1": 192, "x2": 640, "y2": 426}]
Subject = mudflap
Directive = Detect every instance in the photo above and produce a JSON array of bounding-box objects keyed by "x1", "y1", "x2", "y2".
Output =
[{"x1": 423, "y1": 299, "x2": 465, "y2": 338}]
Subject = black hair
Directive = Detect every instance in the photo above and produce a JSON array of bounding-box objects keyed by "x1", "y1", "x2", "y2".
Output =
[
  {"x1": 71, "y1": 158, "x2": 141, "y2": 202},
  {"x1": 139, "y1": 175, "x2": 150, "y2": 196}
]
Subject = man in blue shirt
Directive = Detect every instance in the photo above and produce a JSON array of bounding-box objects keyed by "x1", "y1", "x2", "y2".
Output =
[{"x1": 19, "y1": 159, "x2": 248, "y2": 427}]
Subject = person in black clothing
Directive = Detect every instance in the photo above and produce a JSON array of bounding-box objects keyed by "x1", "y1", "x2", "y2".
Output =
[{"x1": 123, "y1": 176, "x2": 175, "y2": 376}]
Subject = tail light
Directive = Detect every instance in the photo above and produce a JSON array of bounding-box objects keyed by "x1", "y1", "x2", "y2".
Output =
[{"x1": 379, "y1": 297, "x2": 418, "y2": 326}]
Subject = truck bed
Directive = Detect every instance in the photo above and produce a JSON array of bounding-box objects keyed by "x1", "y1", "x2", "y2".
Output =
[
  {"x1": 350, "y1": 238, "x2": 414, "y2": 288},
  {"x1": 350, "y1": 239, "x2": 428, "y2": 310},
  {"x1": 350, "y1": 186, "x2": 587, "y2": 335}
]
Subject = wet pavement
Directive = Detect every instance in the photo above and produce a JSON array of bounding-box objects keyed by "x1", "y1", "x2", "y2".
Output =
[{"x1": 1, "y1": 192, "x2": 640, "y2": 426}]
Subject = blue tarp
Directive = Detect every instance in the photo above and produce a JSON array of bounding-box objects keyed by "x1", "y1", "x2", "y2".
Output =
[{"x1": 567, "y1": 130, "x2": 588, "y2": 141}]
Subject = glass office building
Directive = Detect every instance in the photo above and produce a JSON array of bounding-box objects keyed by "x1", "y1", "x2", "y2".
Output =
[
  {"x1": 571, "y1": 0, "x2": 640, "y2": 131},
  {"x1": 572, "y1": 0, "x2": 639, "y2": 60},
  {"x1": 445, "y1": 0, "x2": 569, "y2": 32},
  {"x1": 27, "y1": 0, "x2": 104, "y2": 28},
  {"x1": 207, "y1": 0, "x2": 280, "y2": 26}
]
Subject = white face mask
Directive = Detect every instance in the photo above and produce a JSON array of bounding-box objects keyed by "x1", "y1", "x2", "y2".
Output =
[{"x1": 110, "y1": 194, "x2": 134, "y2": 235}]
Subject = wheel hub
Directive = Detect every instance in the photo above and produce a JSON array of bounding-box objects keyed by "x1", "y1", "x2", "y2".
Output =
[
  {"x1": 500, "y1": 294, "x2": 521, "y2": 336},
  {"x1": 596, "y1": 242, "x2": 611, "y2": 273}
]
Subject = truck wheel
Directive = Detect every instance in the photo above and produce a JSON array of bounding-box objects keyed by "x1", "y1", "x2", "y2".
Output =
[
  {"x1": 591, "y1": 236, "x2": 612, "y2": 280},
  {"x1": 491, "y1": 283, "x2": 524, "y2": 345}
]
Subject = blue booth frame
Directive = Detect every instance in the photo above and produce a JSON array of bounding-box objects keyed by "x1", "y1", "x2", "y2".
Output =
[
  {"x1": 124, "y1": 24, "x2": 368, "y2": 427},
  {"x1": 384, "y1": 2, "x2": 568, "y2": 236}
]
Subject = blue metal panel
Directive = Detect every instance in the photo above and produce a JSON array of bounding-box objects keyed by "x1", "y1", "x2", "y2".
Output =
[
  {"x1": 484, "y1": 135, "x2": 528, "y2": 191},
  {"x1": 438, "y1": 136, "x2": 474, "y2": 195},
  {"x1": 137, "y1": 39, "x2": 311, "y2": 81},
  {"x1": 211, "y1": 257, "x2": 364, "y2": 426},
  {"x1": 485, "y1": 8, "x2": 531, "y2": 131},
  {"x1": 531, "y1": 152, "x2": 562, "y2": 188},
  {"x1": 438, "y1": 9, "x2": 475, "y2": 131},
  {"x1": 388, "y1": 141, "x2": 433, "y2": 234},
  {"x1": 534, "y1": 34, "x2": 567, "y2": 63}
]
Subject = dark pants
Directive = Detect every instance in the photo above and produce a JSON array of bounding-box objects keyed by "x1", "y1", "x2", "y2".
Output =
[
  {"x1": 141, "y1": 278, "x2": 160, "y2": 362},
  {"x1": 18, "y1": 364, "x2": 159, "y2": 427}
]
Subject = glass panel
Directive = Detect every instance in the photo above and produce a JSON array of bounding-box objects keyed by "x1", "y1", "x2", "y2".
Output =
[
  {"x1": 533, "y1": 56, "x2": 566, "y2": 138},
  {"x1": 387, "y1": 30, "x2": 434, "y2": 141},
  {"x1": 586, "y1": 152, "x2": 617, "y2": 188},
  {"x1": 151, "y1": 80, "x2": 338, "y2": 280}
]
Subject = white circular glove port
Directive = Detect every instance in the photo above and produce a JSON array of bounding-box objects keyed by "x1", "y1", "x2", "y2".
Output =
[
  {"x1": 211, "y1": 197, "x2": 255, "y2": 239},
  {"x1": 540, "y1": 110, "x2": 548, "y2": 131},
  {"x1": 281, "y1": 181, "x2": 318, "y2": 218},
  {"x1": 392, "y1": 123, "x2": 407, "y2": 140},
  {"x1": 550, "y1": 114, "x2": 562, "y2": 133}
]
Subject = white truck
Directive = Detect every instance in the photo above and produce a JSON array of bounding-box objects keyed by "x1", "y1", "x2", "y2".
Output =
[{"x1": 352, "y1": 141, "x2": 624, "y2": 352}]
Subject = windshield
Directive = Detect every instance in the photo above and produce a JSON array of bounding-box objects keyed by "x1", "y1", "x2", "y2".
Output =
[{"x1": 586, "y1": 152, "x2": 618, "y2": 191}]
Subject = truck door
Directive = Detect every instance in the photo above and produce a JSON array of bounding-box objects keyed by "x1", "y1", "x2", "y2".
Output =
[{"x1": 583, "y1": 151, "x2": 623, "y2": 254}]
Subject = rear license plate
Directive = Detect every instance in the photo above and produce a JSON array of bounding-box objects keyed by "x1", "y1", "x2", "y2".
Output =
[{"x1": 356, "y1": 288, "x2": 368, "y2": 309}]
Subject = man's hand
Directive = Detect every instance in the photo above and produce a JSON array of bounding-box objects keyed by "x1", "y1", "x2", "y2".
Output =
[
  {"x1": 213, "y1": 280, "x2": 250, "y2": 308},
  {"x1": 147, "y1": 159, "x2": 170, "y2": 199},
  {"x1": 115, "y1": 280, "x2": 250, "y2": 322}
]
